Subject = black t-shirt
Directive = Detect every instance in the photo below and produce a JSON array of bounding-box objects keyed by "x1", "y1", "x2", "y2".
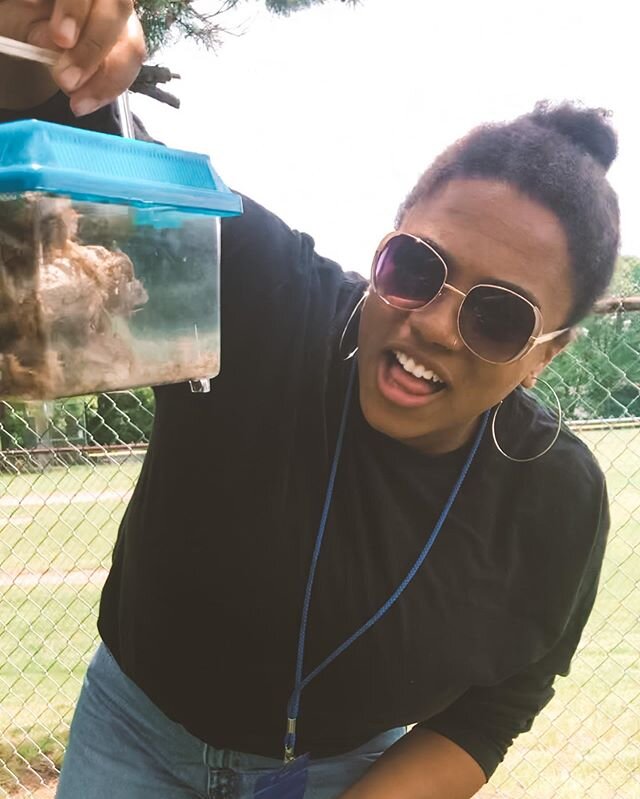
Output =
[{"x1": 0, "y1": 95, "x2": 610, "y2": 779}]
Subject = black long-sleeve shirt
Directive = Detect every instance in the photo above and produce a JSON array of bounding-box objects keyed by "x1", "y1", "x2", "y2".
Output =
[{"x1": 0, "y1": 95, "x2": 609, "y2": 779}]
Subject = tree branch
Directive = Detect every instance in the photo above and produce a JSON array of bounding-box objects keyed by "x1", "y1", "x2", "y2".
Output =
[
  {"x1": 130, "y1": 0, "x2": 363, "y2": 106},
  {"x1": 130, "y1": 64, "x2": 182, "y2": 108},
  {"x1": 593, "y1": 296, "x2": 640, "y2": 314}
]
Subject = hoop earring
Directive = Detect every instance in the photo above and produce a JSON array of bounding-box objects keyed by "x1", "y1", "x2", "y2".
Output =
[
  {"x1": 339, "y1": 290, "x2": 369, "y2": 361},
  {"x1": 491, "y1": 378, "x2": 563, "y2": 463}
]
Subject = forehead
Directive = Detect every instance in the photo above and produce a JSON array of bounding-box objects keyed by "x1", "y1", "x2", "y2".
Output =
[{"x1": 399, "y1": 178, "x2": 574, "y2": 325}]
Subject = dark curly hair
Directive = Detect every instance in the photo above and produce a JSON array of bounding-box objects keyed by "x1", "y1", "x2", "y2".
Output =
[{"x1": 397, "y1": 102, "x2": 620, "y2": 326}]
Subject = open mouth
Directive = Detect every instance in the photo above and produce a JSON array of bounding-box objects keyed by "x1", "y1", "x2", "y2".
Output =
[{"x1": 377, "y1": 350, "x2": 447, "y2": 408}]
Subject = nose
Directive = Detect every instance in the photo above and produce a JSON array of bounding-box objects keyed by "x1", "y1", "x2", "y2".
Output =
[{"x1": 408, "y1": 283, "x2": 466, "y2": 352}]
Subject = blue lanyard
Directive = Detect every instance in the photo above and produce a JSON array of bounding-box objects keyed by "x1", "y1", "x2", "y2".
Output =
[{"x1": 284, "y1": 360, "x2": 490, "y2": 762}]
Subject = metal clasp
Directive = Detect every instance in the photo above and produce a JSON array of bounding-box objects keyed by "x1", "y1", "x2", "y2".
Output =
[
  {"x1": 284, "y1": 717, "x2": 297, "y2": 764},
  {"x1": 189, "y1": 378, "x2": 211, "y2": 394}
]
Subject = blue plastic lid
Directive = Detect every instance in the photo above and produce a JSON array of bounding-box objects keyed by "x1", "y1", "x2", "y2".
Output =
[{"x1": 0, "y1": 119, "x2": 243, "y2": 217}]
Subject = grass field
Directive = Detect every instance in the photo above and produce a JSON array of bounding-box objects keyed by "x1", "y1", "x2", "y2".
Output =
[
  {"x1": 0, "y1": 434, "x2": 639, "y2": 798},
  {"x1": 0, "y1": 462, "x2": 142, "y2": 796},
  {"x1": 0, "y1": 462, "x2": 140, "y2": 577}
]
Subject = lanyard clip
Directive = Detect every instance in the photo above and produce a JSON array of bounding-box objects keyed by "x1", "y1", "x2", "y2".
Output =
[{"x1": 284, "y1": 717, "x2": 297, "y2": 764}]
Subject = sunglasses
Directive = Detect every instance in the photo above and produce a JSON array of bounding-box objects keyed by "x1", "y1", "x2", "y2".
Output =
[{"x1": 371, "y1": 232, "x2": 569, "y2": 364}]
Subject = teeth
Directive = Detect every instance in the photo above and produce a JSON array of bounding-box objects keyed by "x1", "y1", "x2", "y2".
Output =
[{"x1": 393, "y1": 351, "x2": 444, "y2": 384}]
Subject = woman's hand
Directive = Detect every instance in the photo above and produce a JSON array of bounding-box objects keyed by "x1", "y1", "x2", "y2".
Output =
[
  {"x1": 0, "y1": 1, "x2": 146, "y2": 115},
  {"x1": 337, "y1": 728, "x2": 486, "y2": 799}
]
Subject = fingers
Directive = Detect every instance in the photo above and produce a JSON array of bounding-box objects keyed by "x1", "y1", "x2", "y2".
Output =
[
  {"x1": 51, "y1": 0, "x2": 136, "y2": 94},
  {"x1": 13, "y1": 0, "x2": 50, "y2": 9},
  {"x1": 15, "y1": 0, "x2": 49, "y2": 7},
  {"x1": 25, "y1": 19, "x2": 60, "y2": 51},
  {"x1": 2, "y1": 0, "x2": 51, "y2": 43},
  {"x1": 49, "y1": 0, "x2": 93, "y2": 48},
  {"x1": 68, "y1": 13, "x2": 146, "y2": 117},
  {"x1": 17, "y1": 0, "x2": 146, "y2": 115}
]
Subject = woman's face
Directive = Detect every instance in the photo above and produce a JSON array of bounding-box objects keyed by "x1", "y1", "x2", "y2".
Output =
[{"x1": 357, "y1": 178, "x2": 575, "y2": 455}]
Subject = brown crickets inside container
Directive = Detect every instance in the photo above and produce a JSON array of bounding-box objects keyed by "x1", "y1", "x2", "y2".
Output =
[{"x1": 0, "y1": 120, "x2": 242, "y2": 399}]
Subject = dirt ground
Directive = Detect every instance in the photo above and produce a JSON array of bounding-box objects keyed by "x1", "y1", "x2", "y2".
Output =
[
  {"x1": 8, "y1": 778, "x2": 57, "y2": 798},
  {"x1": 25, "y1": 786, "x2": 56, "y2": 799}
]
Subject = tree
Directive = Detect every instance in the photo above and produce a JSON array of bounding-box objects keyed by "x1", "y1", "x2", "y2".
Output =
[
  {"x1": 85, "y1": 390, "x2": 155, "y2": 446},
  {"x1": 135, "y1": 0, "x2": 360, "y2": 56},
  {"x1": 546, "y1": 256, "x2": 640, "y2": 420},
  {"x1": 132, "y1": 0, "x2": 360, "y2": 105}
]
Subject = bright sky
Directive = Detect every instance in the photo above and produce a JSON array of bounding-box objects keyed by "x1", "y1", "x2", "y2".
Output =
[{"x1": 131, "y1": 0, "x2": 640, "y2": 276}]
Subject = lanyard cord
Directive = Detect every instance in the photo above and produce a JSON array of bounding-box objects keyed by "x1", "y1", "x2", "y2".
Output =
[{"x1": 284, "y1": 361, "x2": 491, "y2": 762}]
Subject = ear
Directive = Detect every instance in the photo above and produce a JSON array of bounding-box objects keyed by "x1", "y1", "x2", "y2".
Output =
[{"x1": 520, "y1": 329, "x2": 574, "y2": 389}]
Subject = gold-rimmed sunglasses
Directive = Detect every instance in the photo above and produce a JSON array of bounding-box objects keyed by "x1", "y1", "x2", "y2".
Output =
[{"x1": 371, "y1": 232, "x2": 569, "y2": 365}]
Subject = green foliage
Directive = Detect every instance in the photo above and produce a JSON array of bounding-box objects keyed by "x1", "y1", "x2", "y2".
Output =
[
  {"x1": 85, "y1": 390, "x2": 155, "y2": 446},
  {"x1": 0, "y1": 402, "x2": 36, "y2": 449},
  {"x1": 135, "y1": 0, "x2": 235, "y2": 54},
  {"x1": 546, "y1": 256, "x2": 640, "y2": 420},
  {"x1": 265, "y1": 0, "x2": 359, "y2": 14},
  {"x1": 0, "y1": 390, "x2": 154, "y2": 451},
  {"x1": 135, "y1": 0, "x2": 360, "y2": 55}
]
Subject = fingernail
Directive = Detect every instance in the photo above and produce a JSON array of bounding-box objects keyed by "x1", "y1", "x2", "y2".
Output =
[
  {"x1": 72, "y1": 98, "x2": 100, "y2": 118},
  {"x1": 57, "y1": 64, "x2": 84, "y2": 92},
  {"x1": 58, "y1": 17, "x2": 78, "y2": 47}
]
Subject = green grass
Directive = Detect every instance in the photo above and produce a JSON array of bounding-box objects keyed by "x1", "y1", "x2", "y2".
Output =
[
  {"x1": 478, "y1": 426, "x2": 640, "y2": 799},
  {"x1": 0, "y1": 461, "x2": 142, "y2": 502},
  {"x1": 0, "y1": 583, "x2": 101, "y2": 794},
  {"x1": 0, "y1": 434, "x2": 639, "y2": 797},
  {"x1": 0, "y1": 462, "x2": 141, "y2": 575},
  {"x1": 0, "y1": 463, "x2": 140, "y2": 795}
]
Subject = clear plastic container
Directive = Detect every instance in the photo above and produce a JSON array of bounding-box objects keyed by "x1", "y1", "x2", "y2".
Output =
[{"x1": 0, "y1": 120, "x2": 242, "y2": 399}]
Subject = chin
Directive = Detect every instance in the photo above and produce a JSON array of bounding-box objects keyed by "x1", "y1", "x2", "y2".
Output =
[{"x1": 358, "y1": 389, "x2": 426, "y2": 443}]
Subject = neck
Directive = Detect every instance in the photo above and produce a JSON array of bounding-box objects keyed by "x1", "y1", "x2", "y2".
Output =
[{"x1": 0, "y1": 56, "x2": 58, "y2": 109}]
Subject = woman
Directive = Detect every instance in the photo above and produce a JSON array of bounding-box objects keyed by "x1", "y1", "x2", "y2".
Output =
[{"x1": 0, "y1": 3, "x2": 617, "y2": 798}]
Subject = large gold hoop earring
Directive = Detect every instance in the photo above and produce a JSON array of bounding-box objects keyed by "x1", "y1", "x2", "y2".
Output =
[
  {"x1": 491, "y1": 378, "x2": 563, "y2": 463},
  {"x1": 339, "y1": 290, "x2": 369, "y2": 361}
]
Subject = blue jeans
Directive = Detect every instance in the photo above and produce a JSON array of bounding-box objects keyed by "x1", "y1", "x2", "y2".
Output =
[{"x1": 56, "y1": 643, "x2": 406, "y2": 798}]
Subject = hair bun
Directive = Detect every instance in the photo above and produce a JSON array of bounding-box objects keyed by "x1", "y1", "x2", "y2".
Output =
[{"x1": 530, "y1": 101, "x2": 618, "y2": 171}]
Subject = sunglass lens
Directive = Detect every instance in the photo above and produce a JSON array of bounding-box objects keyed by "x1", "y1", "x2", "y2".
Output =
[
  {"x1": 374, "y1": 235, "x2": 445, "y2": 309},
  {"x1": 460, "y1": 285, "x2": 537, "y2": 362}
]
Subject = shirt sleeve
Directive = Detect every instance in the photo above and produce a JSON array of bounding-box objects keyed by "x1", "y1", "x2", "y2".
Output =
[{"x1": 418, "y1": 477, "x2": 610, "y2": 780}]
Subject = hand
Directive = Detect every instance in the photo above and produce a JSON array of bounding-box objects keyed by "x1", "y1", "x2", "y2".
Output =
[
  {"x1": 0, "y1": 1, "x2": 146, "y2": 115},
  {"x1": 337, "y1": 729, "x2": 486, "y2": 799}
]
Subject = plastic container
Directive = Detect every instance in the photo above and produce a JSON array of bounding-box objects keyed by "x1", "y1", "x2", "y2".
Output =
[{"x1": 0, "y1": 120, "x2": 242, "y2": 399}]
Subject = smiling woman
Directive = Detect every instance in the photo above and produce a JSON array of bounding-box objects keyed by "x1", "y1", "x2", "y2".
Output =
[
  {"x1": 357, "y1": 104, "x2": 618, "y2": 455},
  {"x1": 0, "y1": 5, "x2": 621, "y2": 799},
  {"x1": 359, "y1": 180, "x2": 576, "y2": 453}
]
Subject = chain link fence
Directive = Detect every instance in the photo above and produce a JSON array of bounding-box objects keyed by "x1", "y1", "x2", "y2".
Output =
[{"x1": 1, "y1": 285, "x2": 639, "y2": 797}]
